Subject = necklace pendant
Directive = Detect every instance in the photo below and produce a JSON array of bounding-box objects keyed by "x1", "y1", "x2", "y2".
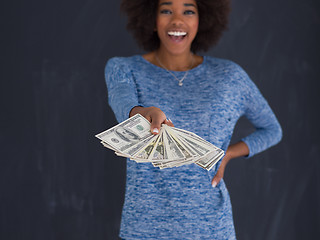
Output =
[{"x1": 155, "y1": 53, "x2": 194, "y2": 88}]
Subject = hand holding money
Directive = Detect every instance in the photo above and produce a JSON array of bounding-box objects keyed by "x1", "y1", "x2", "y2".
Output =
[
  {"x1": 129, "y1": 106, "x2": 174, "y2": 134},
  {"x1": 95, "y1": 114, "x2": 224, "y2": 171}
]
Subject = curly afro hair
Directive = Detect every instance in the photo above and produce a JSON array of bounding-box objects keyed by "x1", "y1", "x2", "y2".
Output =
[{"x1": 120, "y1": 0, "x2": 231, "y2": 53}]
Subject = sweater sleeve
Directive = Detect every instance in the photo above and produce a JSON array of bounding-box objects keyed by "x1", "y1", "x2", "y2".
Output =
[
  {"x1": 238, "y1": 67, "x2": 282, "y2": 158},
  {"x1": 105, "y1": 57, "x2": 142, "y2": 123}
]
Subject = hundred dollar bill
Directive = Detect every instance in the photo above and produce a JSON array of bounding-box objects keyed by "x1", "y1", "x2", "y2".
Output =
[
  {"x1": 164, "y1": 125, "x2": 198, "y2": 157},
  {"x1": 174, "y1": 132, "x2": 213, "y2": 156},
  {"x1": 113, "y1": 134, "x2": 155, "y2": 158},
  {"x1": 172, "y1": 127, "x2": 220, "y2": 150},
  {"x1": 165, "y1": 127, "x2": 193, "y2": 160},
  {"x1": 100, "y1": 141, "x2": 117, "y2": 151},
  {"x1": 152, "y1": 159, "x2": 178, "y2": 167},
  {"x1": 152, "y1": 129, "x2": 194, "y2": 168},
  {"x1": 122, "y1": 134, "x2": 156, "y2": 157},
  {"x1": 95, "y1": 114, "x2": 152, "y2": 153},
  {"x1": 132, "y1": 133, "x2": 162, "y2": 162},
  {"x1": 206, "y1": 153, "x2": 224, "y2": 170},
  {"x1": 150, "y1": 130, "x2": 167, "y2": 160},
  {"x1": 196, "y1": 150, "x2": 224, "y2": 171},
  {"x1": 162, "y1": 128, "x2": 185, "y2": 160},
  {"x1": 156, "y1": 157, "x2": 195, "y2": 169},
  {"x1": 170, "y1": 126, "x2": 224, "y2": 170}
]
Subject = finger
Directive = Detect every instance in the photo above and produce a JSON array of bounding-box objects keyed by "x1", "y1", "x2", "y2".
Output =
[
  {"x1": 211, "y1": 168, "x2": 224, "y2": 187},
  {"x1": 144, "y1": 115, "x2": 152, "y2": 123},
  {"x1": 164, "y1": 119, "x2": 174, "y2": 127},
  {"x1": 150, "y1": 117, "x2": 165, "y2": 135},
  {"x1": 211, "y1": 174, "x2": 222, "y2": 188},
  {"x1": 166, "y1": 119, "x2": 175, "y2": 127}
]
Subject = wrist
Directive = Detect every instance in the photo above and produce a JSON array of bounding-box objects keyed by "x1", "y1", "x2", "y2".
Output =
[
  {"x1": 225, "y1": 147, "x2": 235, "y2": 160},
  {"x1": 225, "y1": 141, "x2": 249, "y2": 160},
  {"x1": 221, "y1": 152, "x2": 232, "y2": 167}
]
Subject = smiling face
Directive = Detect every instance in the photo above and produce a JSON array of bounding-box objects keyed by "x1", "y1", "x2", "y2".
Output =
[{"x1": 156, "y1": 0, "x2": 199, "y2": 56}]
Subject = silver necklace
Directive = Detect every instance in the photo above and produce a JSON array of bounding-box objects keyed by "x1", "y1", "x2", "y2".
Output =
[{"x1": 155, "y1": 54, "x2": 194, "y2": 86}]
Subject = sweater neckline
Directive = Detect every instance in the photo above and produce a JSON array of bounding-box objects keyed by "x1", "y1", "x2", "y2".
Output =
[{"x1": 137, "y1": 55, "x2": 206, "y2": 73}]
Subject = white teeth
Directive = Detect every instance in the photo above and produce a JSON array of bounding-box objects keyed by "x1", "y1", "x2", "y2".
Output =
[{"x1": 168, "y1": 31, "x2": 187, "y2": 36}]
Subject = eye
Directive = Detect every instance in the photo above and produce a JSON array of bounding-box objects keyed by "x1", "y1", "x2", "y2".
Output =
[
  {"x1": 160, "y1": 9, "x2": 172, "y2": 14},
  {"x1": 184, "y1": 10, "x2": 196, "y2": 15}
]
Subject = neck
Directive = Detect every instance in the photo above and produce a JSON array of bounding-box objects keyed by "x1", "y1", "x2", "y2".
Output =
[{"x1": 155, "y1": 49, "x2": 194, "y2": 71}]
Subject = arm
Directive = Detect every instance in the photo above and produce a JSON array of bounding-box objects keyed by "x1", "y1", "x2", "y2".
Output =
[
  {"x1": 212, "y1": 65, "x2": 282, "y2": 187},
  {"x1": 240, "y1": 72, "x2": 282, "y2": 157},
  {"x1": 105, "y1": 58, "x2": 141, "y2": 123},
  {"x1": 105, "y1": 58, "x2": 173, "y2": 131},
  {"x1": 211, "y1": 141, "x2": 249, "y2": 187}
]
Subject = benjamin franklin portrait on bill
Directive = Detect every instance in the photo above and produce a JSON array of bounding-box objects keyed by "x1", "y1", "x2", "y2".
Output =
[{"x1": 114, "y1": 127, "x2": 140, "y2": 143}]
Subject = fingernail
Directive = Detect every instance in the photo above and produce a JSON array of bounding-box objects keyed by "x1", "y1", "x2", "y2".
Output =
[
  {"x1": 168, "y1": 119, "x2": 172, "y2": 122},
  {"x1": 152, "y1": 128, "x2": 159, "y2": 133},
  {"x1": 212, "y1": 181, "x2": 217, "y2": 188}
]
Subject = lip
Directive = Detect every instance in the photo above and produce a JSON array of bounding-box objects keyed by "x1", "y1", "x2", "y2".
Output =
[{"x1": 167, "y1": 34, "x2": 187, "y2": 43}]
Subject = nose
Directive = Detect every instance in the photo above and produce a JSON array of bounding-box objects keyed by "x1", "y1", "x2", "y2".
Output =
[{"x1": 171, "y1": 13, "x2": 184, "y2": 26}]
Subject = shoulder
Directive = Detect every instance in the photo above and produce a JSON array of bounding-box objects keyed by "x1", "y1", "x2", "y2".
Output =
[
  {"x1": 204, "y1": 56, "x2": 246, "y2": 75},
  {"x1": 105, "y1": 55, "x2": 141, "y2": 73},
  {"x1": 203, "y1": 56, "x2": 260, "y2": 95},
  {"x1": 207, "y1": 56, "x2": 255, "y2": 83}
]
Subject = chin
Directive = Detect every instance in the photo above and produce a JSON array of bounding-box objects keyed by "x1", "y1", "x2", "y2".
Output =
[{"x1": 163, "y1": 45, "x2": 192, "y2": 56}]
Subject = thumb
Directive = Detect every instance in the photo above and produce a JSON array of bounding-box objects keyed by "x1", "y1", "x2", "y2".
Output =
[{"x1": 150, "y1": 118, "x2": 163, "y2": 135}]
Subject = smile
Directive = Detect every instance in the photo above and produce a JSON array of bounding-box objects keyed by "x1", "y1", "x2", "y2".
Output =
[
  {"x1": 167, "y1": 31, "x2": 187, "y2": 42},
  {"x1": 168, "y1": 31, "x2": 187, "y2": 36}
]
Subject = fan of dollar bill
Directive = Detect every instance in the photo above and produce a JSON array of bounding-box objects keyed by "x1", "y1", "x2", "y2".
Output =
[{"x1": 95, "y1": 114, "x2": 224, "y2": 171}]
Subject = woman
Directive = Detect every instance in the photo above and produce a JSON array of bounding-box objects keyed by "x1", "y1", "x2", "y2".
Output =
[{"x1": 105, "y1": 0, "x2": 282, "y2": 239}]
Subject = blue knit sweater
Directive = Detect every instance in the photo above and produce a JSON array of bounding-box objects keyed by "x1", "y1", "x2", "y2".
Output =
[{"x1": 105, "y1": 55, "x2": 282, "y2": 240}]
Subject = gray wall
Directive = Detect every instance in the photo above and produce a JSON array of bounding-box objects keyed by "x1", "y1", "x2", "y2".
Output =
[{"x1": 1, "y1": 0, "x2": 319, "y2": 239}]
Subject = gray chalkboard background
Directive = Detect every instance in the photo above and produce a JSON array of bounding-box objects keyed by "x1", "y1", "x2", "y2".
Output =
[{"x1": 1, "y1": 0, "x2": 319, "y2": 239}]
